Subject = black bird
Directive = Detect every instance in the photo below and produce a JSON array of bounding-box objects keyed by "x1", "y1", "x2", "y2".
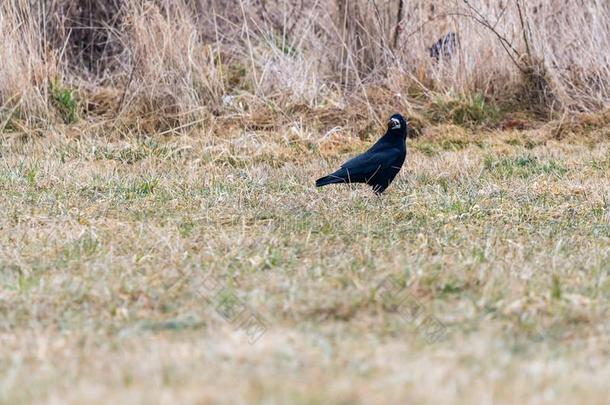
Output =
[
  {"x1": 429, "y1": 32, "x2": 457, "y2": 61},
  {"x1": 315, "y1": 114, "x2": 408, "y2": 194}
]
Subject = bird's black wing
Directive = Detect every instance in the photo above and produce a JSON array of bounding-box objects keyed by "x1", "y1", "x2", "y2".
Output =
[{"x1": 338, "y1": 147, "x2": 399, "y2": 181}]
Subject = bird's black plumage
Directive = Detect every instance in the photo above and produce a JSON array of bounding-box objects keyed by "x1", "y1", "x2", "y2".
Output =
[
  {"x1": 428, "y1": 32, "x2": 457, "y2": 61},
  {"x1": 316, "y1": 114, "x2": 408, "y2": 194}
]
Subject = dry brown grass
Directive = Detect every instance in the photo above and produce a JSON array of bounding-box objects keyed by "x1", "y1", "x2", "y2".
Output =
[
  {"x1": 1, "y1": 0, "x2": 610, "y2": 132},
  {"x1": 1, "y1": 121, "x2": 610, "y2": 403},
  {"x1": 2, "y1": 1, "x2": 610, "y2": 403}
]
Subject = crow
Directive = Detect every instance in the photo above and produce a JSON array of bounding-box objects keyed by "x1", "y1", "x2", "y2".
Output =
[
  {"x1": 429, "y1": 32, "x2": 457, "y2": 62},
  {"x1": 315, "y1": 114, "x2": 408, "y2": 194}
]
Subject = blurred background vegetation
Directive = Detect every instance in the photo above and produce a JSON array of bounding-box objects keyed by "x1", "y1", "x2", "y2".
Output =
[{"x1": 1, "y1": 0, "x2": 609, "y2": 134}]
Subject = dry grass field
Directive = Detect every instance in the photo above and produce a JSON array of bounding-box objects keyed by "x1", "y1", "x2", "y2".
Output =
[
  {"x1": 2, "y1": 120, "x2": 610, "y2": 403},
  {"x1": 2, "y1": 0, "x2": 610, "y2": 404}
]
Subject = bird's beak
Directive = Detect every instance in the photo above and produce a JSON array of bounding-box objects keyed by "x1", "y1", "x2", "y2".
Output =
[{"x1": 388, "y1": 118, "x2": 401, "y2": 130}]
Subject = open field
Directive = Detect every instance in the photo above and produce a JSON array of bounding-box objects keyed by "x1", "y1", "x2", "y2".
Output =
[
  {"x1": 2, "y1": 121, "x2": 610, "y2": 403},
  {"x1": 2, "y1": 0, "x2": 610, "y2": 403}
]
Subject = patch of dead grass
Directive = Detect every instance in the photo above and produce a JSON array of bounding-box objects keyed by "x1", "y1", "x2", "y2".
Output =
[{"x1": 1, "y1": 122, "x2": 610, "y2": 402}]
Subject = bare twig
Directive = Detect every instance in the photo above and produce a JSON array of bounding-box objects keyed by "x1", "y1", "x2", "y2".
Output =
[
  {"x1": 368, "y1": 0, "x2": 388, "y2": 51},
  {"x1": 516, "y1": 0, "x2": 532, "y2": 60},
  {"x1": 461, "y1": 1, "x2": 526, "y2": 73},
  {"x1": 116, "y1": 50, "x2": 139, "y2": 115},
  {"x1": 392, "y1": 0, "x2": 404, "y2": 49},
  {"x1": 239, "y1": 0, "x2": 259, "y2": 94}
]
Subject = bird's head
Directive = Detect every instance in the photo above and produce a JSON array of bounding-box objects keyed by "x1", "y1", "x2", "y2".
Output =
[{"x1": 387, "y1": 114, "x2": 407, "y2": 136}]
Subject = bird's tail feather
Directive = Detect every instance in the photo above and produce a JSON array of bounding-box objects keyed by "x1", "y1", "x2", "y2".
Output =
[{"x1": 315, "y1": 175, "x2": 344, "y2": 187}]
